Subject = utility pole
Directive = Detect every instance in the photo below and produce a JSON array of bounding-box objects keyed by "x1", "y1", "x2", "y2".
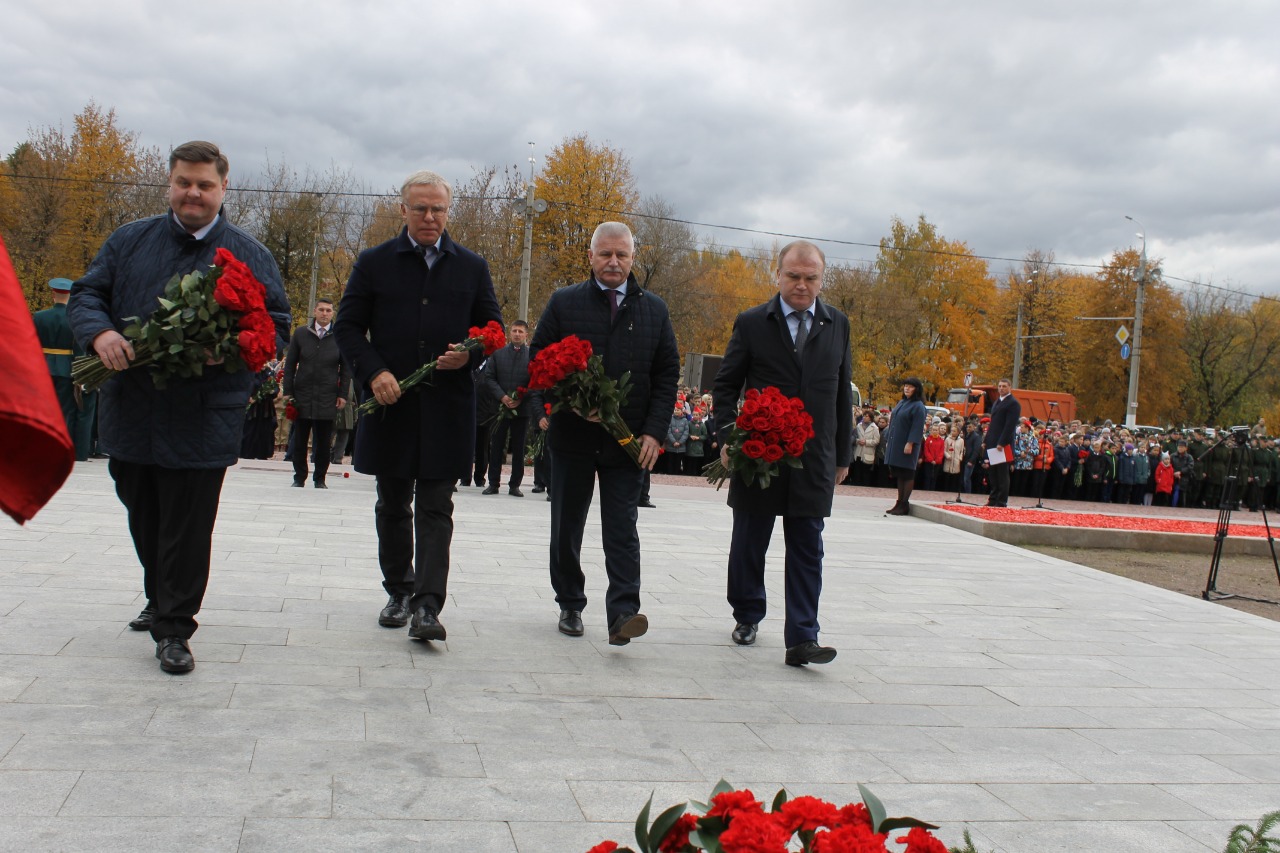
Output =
[
  {"x1": 307, "y1": 192, "x2": 324, "y2": 311},
  {"x1": 1124, "y1": 216, "x2": 1147, "y2": 429},
  {"x1": 1011, "y1": 269, "x2": 1036, "y2": 389},
  {"x1": 517, "y1": 143, "x2": 546, "y2": 323},
  {"x1": 1012, "y1": 300, "x2": 1024, "y2": 389}
]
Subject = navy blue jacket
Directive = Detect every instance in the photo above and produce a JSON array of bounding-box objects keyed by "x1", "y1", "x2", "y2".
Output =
[
  {"x1": 530, "y1": 275, "x2": 679, "y2": 465},
  {"x1": 713, "y1": 296, "x2": 853, "y2": 518},
  {"x1": 68, "y1": 212, "x2": 289, "y2": 469},
  {"x1": 984, "y1": 393, "x2": 1021, "y2": 450},
  {"x1": 883, "y1": 397, "x2": 926, "y2": 470},
  {"x1": 334, "y1": 228, "x2": 501, "y2": 480}
]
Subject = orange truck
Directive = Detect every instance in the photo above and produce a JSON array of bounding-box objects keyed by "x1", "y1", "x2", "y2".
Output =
[{"x1": 944, "y1": 385, "x2": 1076, "y2": 423}]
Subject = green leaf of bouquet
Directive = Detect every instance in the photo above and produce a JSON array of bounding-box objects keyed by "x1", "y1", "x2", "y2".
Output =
[
  {"x1": 771, "y1": 788, "x2": 789, "y2": 812},
  {"x1": 634, "y1": 790, "x2": 654, "y2": 852},
  {"x1": 157, "y1": 297, "x2": 176, "y2": 310},
  {"x1": 123, "y1": 323, "x2": 141, "y2": 338},
  {"x1": 168, "y1": 344, "x2": 185, "y2": 354},
  {"x1": 878, "y1": 817, "x2": 940, "y2": 832},
  {"x1": 649, "y1": 802, "x2": 687, "y2": 851},
  {"x1": 710, "y1": 779, "x2": 734, "y2": 798},
  {"x1": 198, "y1": 307, "x2": 210, "y2": 321},
  {"x1": 689, "y1": 828, "x2": 721, "y2": 853},
  {"x1": 858, "y1": 784, "x2": 888, "y2": 833},
  {"x1": 784, "y1": 457, "x2": 804, "y2": 469}
]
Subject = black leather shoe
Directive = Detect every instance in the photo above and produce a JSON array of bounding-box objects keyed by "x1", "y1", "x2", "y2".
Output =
[
  {"x1": 314, "y1": 481, "x2": 328, "y2": 489},
  {"x1": 155, "y1": 636, "x2": 195, "y2": 673},
  {"x1": 531, "y1": 486, "x2": 546, "y2": 494},
  {"x1": 482, "y1": 485, "x2": 499, "y2": 495},
  {"x1": 128, "y1": 605, "x2": 156, "y2": 631},
  {"x1": 638, "y1": 498, "x2": 656, "y2": 508},
  {"x1": 607, "y1": 612, "x2": 648, "y2": 646},
  {"x1": 378, "y1": 594, "x2": 412, "y2": 628},
  {"x1": 557, "y1": 609, "x2": 584, "y2": 637},
  {"x1": 731, "y1": 622, "x2": 758, "y2": 646},
  {"x1": 408, "y1": 607, "x2": 447, "y2": 641},
  {"x1": 509, "y1": 487, "x2": 524, "y2": 497},
  {"x1": 785, "y1": 640, "x2": 837, "y2": 667},
  {"x1": 291, "y1": 480, "x2": 305, "y2": 488}
]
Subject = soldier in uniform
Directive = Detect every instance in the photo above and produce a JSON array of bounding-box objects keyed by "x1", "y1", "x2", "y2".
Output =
[
  {"x1": 1185, "y1": 430, "x2": 1209, "y2": 507},
  {"x1": 32, "y1": 277, "x2": 96, "y2": 461}
]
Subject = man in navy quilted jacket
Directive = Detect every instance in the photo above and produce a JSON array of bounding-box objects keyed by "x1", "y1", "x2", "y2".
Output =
[{"x1": 69, "y1": 141, "x2": 290, "y2": 674}]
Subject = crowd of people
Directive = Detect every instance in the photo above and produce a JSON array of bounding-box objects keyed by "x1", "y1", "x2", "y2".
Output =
[{"x1": 845, "y1": 405, "x2": 1280, "y2": 513}]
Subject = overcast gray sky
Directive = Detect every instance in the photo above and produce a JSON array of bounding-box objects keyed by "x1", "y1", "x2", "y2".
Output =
[{"x1": 4, "y1": 1, "x2": 1277, "y2": 293}]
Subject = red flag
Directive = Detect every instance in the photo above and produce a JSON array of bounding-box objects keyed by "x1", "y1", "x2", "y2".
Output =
[{"x1": 0, "y1": 236, "x2": 73, "y2": 523}]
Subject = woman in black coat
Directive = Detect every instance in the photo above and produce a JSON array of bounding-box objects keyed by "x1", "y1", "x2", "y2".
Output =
[{"x1": 882, "y1": 377, "x2": 927, "y2": 515}]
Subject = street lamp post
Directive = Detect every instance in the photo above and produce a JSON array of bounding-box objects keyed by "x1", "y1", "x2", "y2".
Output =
[
  {"x1": 1123, "y1": 215, "x2": 1147, "y2": 429},
  {"x1": 1011, "y1": 269, "x2": 1037, "y2": 389}
]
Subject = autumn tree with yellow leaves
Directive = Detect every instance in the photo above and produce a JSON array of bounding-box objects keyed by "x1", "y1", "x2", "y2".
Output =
[
  {"x1": 1, "y1": 102, "x2": 166, "y2": 309},
  {"x1": 532, "y1": 134, "x2": 638, "y2": 319}
]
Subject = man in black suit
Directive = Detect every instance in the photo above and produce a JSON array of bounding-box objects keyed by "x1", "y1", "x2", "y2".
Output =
[
  {"x1": 983, "y1": 378, "x2": 1021, "y2": 508},
  {"x1": 530, "y1": 222, "x2": 679, "y2": 645},
  {"x1": 712, "y1": 241, "x2": 852, "y2": 667},
  {"x1": 481, "y1": 319, "x2": 532, "y2": 496},
  {"x1": 334, "y1": 169, "x2": 502, "y2": 643}
]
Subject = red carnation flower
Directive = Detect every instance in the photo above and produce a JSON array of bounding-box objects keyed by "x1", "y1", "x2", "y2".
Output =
[
  {"x1": 898, "y1": 826, "x2": 950, "y2": 853},
  {"x1": 716, "y1": 809, "x2": 789, "y2": 852},
  {"x1": 778, "y1": 795, "x2": 841, "y2": 834},
  {"x1": 707, "y1": 789, "x2": 764, "y2": 821},
  {"x1": 658, "y1": 813, "x2": 698, "y2": 852},
  {"x1": 585, "y1": 842, "x2": 618, "y2": 853}
]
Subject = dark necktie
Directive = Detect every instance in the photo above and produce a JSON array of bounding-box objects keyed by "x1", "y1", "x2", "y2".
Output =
[
  {"x1": 608, "y1": 288, "x2": 620, "y2": 322},
  {"x1": 417, "y1": 244, "x2": 434, "y2": 267},
  {"x1": 794, "y1": 311, "x2": 809, "y2": 356}
]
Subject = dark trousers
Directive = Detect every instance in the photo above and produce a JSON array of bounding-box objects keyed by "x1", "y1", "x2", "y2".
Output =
[
  {"x1": 987, "y1": 461, "x2": 1011, "y2": 506},
  {"x1": 549, "y1": 450, "x2": 643, "y2": 625},
  {"x1": 54, "y1": 377, "x2": 96, "y2": 461},
  {"x1": 727, "y1": 510, "x2": 824, "y2": 648},
  {"x1": 472, "y1": 424, "x2": 490, "y2": 485},
  {"x1": 533, "y1": 441, "x2": 549, "y2": 489},
  {"x1": 109, "y1": 459, "x2": 226, "y2": 641},
  {"x1": 292, "y1": 418, "x2": 334, "y2": 484},
  {"x1": 374, "y1": 477, "x2": 455, "y2": 615},
  {"x1": 488, "y1": 415, "x2": 528, "y2": 489}
]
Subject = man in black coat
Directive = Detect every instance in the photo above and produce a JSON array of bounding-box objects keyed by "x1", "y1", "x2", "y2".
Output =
[
  {"x1": 983, "y1": 378, "x2": 1021, "y2": 507},
  {"x1": 282, "y1": 298, "x2": 349, "y2": 488},
  {"x1": 712, "y1": 241, "x2": 852, "y2": 667},
  {"x1": 530, "y1": 222, "x2": 679, "y2": 645},
  {"x1": 334, "y1": 170, "x2": 502, "y2": 643},
  {"x1": 481, "y1": 319, "x2": 532, "y2": 496}
]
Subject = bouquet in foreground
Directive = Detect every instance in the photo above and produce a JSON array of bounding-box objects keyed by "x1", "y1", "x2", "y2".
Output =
[
  {"x1": 704, "y1": 386, "x2": 815, "y2": 489},
  {"x1": 527, "y1": 335, "x2": 641, "y2": 466},
  {"x1": 72, "y1": 248, "x2": 277, "y2": 391},
  {"x1": 586, "y1": 780, "x2": 963, "y2": 853},
  {"x1": 358, "y1": 320, "x2": 505, "y2": 415}
]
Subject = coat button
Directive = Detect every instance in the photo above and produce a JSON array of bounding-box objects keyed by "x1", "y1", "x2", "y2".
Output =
[{"x1": 422, "y1": 298, "x2": 429, "y2": 305}]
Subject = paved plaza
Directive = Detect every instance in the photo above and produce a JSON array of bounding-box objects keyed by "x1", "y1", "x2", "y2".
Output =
[{"x1": 2, "y1": 460, "x2": 1279, "y2": 852}]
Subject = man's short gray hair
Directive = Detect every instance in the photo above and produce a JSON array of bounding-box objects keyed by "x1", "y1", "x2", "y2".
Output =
[
  {"x1": 590, "y1": 221, "x2": 634, "y2": 251},
  {"x1": 400, "y1": 170, "x2": 452, "y2": 201}
]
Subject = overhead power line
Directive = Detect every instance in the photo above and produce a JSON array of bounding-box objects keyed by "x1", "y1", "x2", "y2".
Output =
[{"x1": 4, "y1": 170, "x2": 1275, "y2": 304}]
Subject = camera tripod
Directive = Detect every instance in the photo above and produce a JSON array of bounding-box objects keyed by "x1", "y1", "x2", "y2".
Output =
[{"x1": 1202, "y1": 443, "x2": 1280, "y2": 605}]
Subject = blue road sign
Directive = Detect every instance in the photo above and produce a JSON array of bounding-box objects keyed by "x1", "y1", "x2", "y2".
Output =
[{"x1": 1120, "y1": 342, "x2": 1131, "y2": 359}]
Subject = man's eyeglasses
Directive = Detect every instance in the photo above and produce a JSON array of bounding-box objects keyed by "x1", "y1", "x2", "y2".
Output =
[{"x1": 404, "y1": 204, "x2": 449, "y2": 219}]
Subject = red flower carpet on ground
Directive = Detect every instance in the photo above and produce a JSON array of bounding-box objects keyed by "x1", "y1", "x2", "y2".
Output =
[{"x1": 939, "y1": 504, "x2": 1274, "y2": 538}]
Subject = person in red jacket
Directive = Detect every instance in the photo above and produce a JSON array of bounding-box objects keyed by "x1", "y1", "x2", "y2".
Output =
[
  {"x1": 919, "y1": 422, "x2": 946, "y2": 491},
  {"x1": 1153, "y1": 452, "x2": 1176, "y2": 506}
]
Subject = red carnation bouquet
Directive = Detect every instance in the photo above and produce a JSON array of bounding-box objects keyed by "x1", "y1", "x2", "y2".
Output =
[
  {"x1": 703, "y1": 386, "x2": 815, "y2": 489},
  {"x1": 358, "y1": 320, "x2": 506, "y2": 415},
  {"x1": 585, "y1": 780, "x2": 952, "y2": 853},
  {"x1": 527, "y1": 334, "x2": 642, "y2": 466},
  {"x1": 72, "y1": 248, "x2": 277, "y2": 391}
]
